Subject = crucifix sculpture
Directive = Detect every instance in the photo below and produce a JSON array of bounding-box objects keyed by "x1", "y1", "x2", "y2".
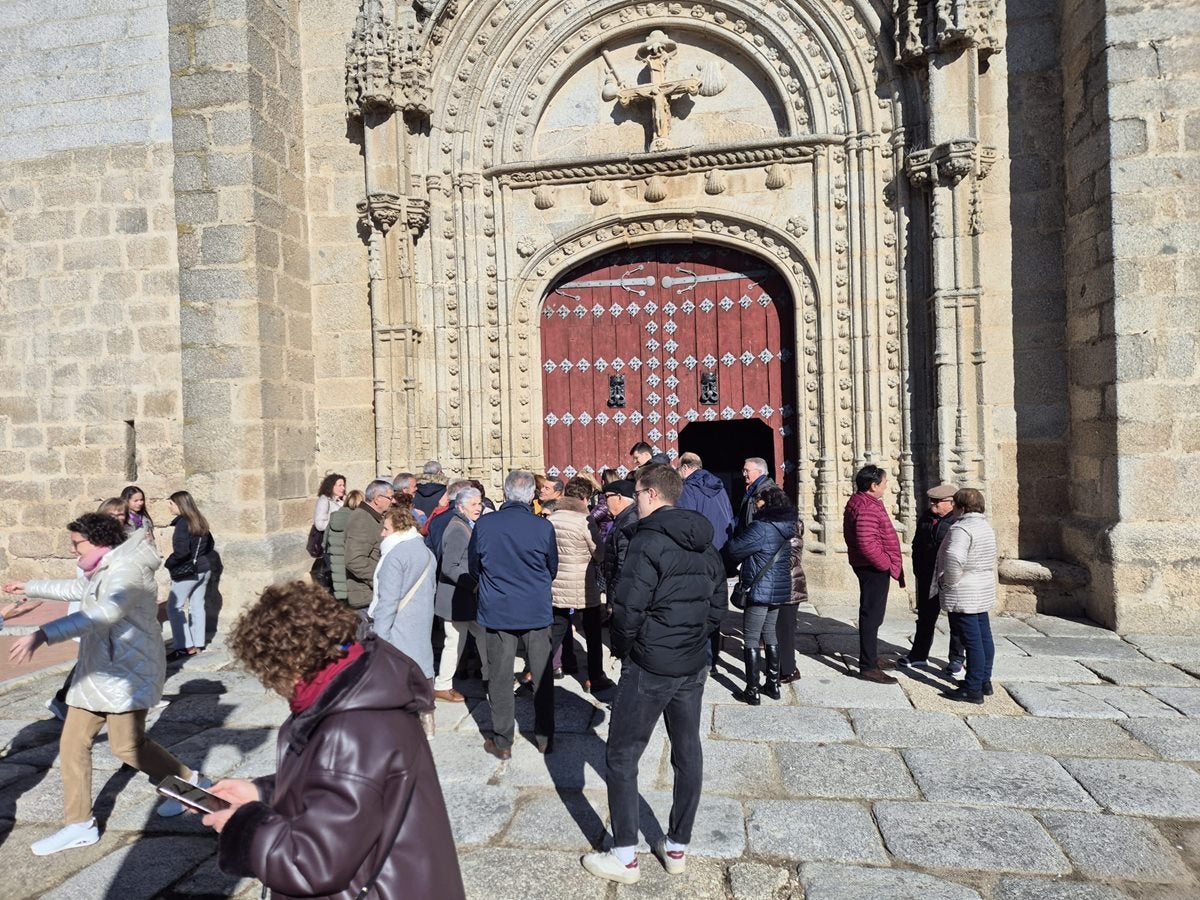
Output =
[{"x1": 602, "y1": 30, "x2": 726, "y2": 152}]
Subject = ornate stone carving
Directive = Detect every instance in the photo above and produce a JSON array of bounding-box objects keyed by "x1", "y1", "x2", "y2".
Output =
[
  {"x1": 644, "y1": 175, "x2": 668, "y2": 202},
  {"x1": 904, "y1": 140, "x2": 996, "y2": 187},
  {"x1": 356, "y1": 192, "x2": 403, "y2": 233},
  {"x1": 345, "y1": 0, "x2": 442, "y2": 118},
  {"x1": 704, "y1": 168, "x2": 726, "y2": 195},
  {"x1": 600, "y1": 29, "x2": 727, "y2": 151},
  {"x1": 894, "y1": 0, "x2": 1004, "y2": 64},
  {"x1": 588, "y1": 180, "x2": 611, "y2": 205},
  {"x1": 764, "y1": 163, "x2": 787, "y2": 190}
]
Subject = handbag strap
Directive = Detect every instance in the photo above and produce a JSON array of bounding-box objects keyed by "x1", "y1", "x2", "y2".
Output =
[
  {"x1": 394, "y1": 557, "x2": 433, "y2": 616},
  {"x1": 742, "y1": 526, "x2": 788, "y2": 591}
]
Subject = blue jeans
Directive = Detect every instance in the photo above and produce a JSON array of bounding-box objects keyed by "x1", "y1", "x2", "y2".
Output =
[
  {"x1": 606, "y1": 660, "x2": 706, "y2": 848},
  {"x1": 948, "y1": 611, "x2": 994, "y2": 693},
  {"x1": 167, "y1": 572, "x2": 209, "y2": 650}
]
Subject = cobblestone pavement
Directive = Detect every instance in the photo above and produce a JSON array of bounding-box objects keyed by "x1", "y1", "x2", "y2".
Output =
[{"x1": 1, "y1": 603, "x2": 1198, "y2": 899}]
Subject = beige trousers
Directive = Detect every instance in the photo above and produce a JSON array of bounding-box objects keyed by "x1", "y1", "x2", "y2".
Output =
[{"x1": 60, "y1": 706, "x2": 191, "y2": 824}]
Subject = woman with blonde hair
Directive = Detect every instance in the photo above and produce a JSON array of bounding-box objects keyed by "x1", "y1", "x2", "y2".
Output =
[{"x1": 164, "y1": 491, "x2": 215, "y2": 660}]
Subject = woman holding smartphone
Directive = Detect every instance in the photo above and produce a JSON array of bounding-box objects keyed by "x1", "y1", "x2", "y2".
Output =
[
  {"x1": 4, "y1": 513, "x2": 199, "y2": 855},
  {"x1": 200, "y1": 581, "x2": 465, "y2": 898}
]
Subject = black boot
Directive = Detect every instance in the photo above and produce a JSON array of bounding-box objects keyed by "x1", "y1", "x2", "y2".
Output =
[
  {"x1": 762, "y1": 644, "x2": 781, "y2": 700},
  {"x1": 737, "y1": 647, "x2": 761, "y2": 705}
]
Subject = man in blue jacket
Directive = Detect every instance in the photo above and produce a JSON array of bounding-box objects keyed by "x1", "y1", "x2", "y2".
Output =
[{"x1": 468, "y1": 470, "x2": 559, "y2": 759}]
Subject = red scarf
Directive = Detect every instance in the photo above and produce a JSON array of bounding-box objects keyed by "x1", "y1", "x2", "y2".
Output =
[{"x1": 290, "y1": 642, "x2": 365, "y2": 713}]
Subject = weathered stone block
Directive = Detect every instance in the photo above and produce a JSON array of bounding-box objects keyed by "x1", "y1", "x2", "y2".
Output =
[
  {"x1": 969, "y1": 715, "x2": 1154, "y2": 758},
  {"x1": 1120, "y1": 718, "x2": 1200, "y2": 760},
  {"x1": 850, "y1": 709, "x2": 979, "y2": 750},
  {"x1": 875, "y1": 801, "x2": 1070, "y2": 874},
  {"x1": 746, "y1": 800, "x2": 888, "y2": 864},
  {"x1": 1039, "y1": 811, "x2": 1191, "y2": 882},
  {"x1": 799, "y1": 863, "x2": 982, "y2": 900},
  {"x1": 994, "y1": 877, "x2": 1135, "y2": 899},
  {"x1": 903, "y1": 749, "x2": 1099, "y2": 811},
  {"x1": 776, "y1": 745, "x2": 917, "y2": 800},
  {"x1": 711, "y1": 705, "x2": 854, "y2": 744},
  {"x1": 1061, "y1": 757, "x2": 1200, "y2": 818}
]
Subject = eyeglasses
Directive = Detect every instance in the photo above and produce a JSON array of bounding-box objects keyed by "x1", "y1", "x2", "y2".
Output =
[{"x1": 634, "y1": 488, "x2": 653, "y2": 498}]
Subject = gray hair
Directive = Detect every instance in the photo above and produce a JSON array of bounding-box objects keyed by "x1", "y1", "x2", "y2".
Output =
[
  {"x1": 392, "y1": 473, "x2": 416, "y2": 492},
  {"x1": 365, "y1": 479, "x2": 393, "y2": 502},
  {"x1": 422, "y1": 460, "x2": 443, "y2": 477},
  {"x1": 446, "y1": 479, "x2": 472, "y2": 502},
  {"x1": 744, "y1": 457, "x2": 768, "y2": 475},
  {"x1": 503, "y1": 469, "x2": 536, "y2": 504},
  {"x1": 454, "y1": 487, "x2": 482, "y2": 510}
]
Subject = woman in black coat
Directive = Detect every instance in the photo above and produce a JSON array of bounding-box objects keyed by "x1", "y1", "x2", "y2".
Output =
[{"x1": 726, "y1": 487, "x2": 797, "y2": 704}]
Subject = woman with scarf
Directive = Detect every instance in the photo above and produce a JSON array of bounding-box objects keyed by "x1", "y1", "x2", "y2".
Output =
[
  {"x1": 200, "y1": 581, "x2": 465, "y2": 898},
  {"x1": 725, "y1": 486, "x2": 799, "y2": 705},
  {"x1": 4, "y1": 513, "x2": 200, "y2": 855}
]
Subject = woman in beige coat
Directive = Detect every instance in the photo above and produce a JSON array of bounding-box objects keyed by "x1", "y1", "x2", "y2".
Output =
[{"x1": 548, "y1": 479, "x2": 615, "y2": 693}]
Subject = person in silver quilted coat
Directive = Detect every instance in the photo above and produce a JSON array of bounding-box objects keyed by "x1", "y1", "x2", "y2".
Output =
[{"x1": 4, "y1": 512, "x2": 198, "y2": 856}]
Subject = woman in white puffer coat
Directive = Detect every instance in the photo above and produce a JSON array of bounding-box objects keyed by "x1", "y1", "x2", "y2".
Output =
[
  {"x1": 933, "y1": 488, "x2": 998, "y2": 704},
  {"x1": 4, "y1": 513, "x2": 200, "y2": 856}
]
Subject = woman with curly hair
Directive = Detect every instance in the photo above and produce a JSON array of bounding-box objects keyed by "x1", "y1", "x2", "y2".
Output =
[
  {"x1": 200, "y1": 581, "x2": 465, "y2": 899},
  {"x1": 3, "y1": 513, "x2": 200, "y2": 855}
]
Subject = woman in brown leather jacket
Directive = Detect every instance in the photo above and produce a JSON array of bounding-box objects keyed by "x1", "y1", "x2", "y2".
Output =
[{"x1": 200, "y1": 581, "x2": 465, "y2": 899}]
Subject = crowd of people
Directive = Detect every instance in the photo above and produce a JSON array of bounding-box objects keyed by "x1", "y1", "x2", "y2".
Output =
[{"x1": 0, "y1": 444, "x2": 999, "y2": 894}]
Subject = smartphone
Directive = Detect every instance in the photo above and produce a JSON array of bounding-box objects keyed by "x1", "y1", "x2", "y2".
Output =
[{"x1": 156, "y1": 775, "x2": 232, "y2": 814}]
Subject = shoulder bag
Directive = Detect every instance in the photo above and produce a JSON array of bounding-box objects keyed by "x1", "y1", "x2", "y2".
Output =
[{"x1": 730, "y1": 527, "x2": 787, "y2": 610}]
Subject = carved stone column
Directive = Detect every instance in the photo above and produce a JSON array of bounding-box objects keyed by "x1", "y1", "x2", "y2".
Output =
[{"x1": 895, "y1": 0, "x2": 1002, "y2": 488}]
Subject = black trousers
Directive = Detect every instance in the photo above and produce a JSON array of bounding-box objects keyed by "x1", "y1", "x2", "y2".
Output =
[
  {"x1": 607, "y1": 660, "x2": 706, "y2": 848},
  {"x1": 549, "y1": 606, "x2": 605, "y2": 682},
  {"x1": 909, "y1": 574, "x2": 965, "y2": 664},
  {"x1": 853, "y1": 566, "x2": 891, "y2": 671},
  {"x1": 777, "y1": 603, "x2": 798, "y2": 676}
]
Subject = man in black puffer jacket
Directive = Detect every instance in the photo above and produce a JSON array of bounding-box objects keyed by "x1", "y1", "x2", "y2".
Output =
[{"x1": 582, "y1": 465, "x2": 727, "y2": 886}]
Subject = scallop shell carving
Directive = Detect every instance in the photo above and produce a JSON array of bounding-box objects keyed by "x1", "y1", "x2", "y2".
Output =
[
  {"x1": 704, "y1": 169, "x2": 726, "y2": 195},
  {"x1": 644, "y1": 175, "x2": 668, "y2": 203},
  {"x1": 589, "y1": 180, "x2": 611, "y2": 206},
  {"x1": 533, "y1": 185, "x2": 555, "y2": 209},
  {"x1": 765, "y1": 164, "x2": 787, "y2": 190}
]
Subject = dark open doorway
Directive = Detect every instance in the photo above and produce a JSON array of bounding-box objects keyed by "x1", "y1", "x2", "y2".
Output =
[{"x1": 679, "y1": 419, "x2": 776, "y2": 513}]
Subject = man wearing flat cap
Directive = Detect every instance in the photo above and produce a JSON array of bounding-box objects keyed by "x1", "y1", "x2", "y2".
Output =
[{"x1": 898, "y1": 483, "x2": 965, "y2": 676}]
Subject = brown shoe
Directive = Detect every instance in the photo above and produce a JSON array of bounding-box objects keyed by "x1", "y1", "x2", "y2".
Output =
[
  {"x1": 878, "y1": 658, "x2": 896, "y2": 671},
  {"x1": 483, "y1": 739, "x2": 512, "y2": 761},
  {"x1": 779, "y1": 671, "x2": 802, "y2": 685},
  {"x1": 434, "y1": 689, "x2": 465, "y2": 703},
  {"x1": 860, "y1": 668, "x2": 898, "y2": 685}
]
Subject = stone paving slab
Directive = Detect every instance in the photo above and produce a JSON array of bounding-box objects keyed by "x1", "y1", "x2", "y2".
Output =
[
  {"x1": 501, "y1": 790, "x2": 607, "y2": 851},
  {"x1": 993, "y1": 877, "x2": 1134, "y2": 899},
  {"x1": 1074, "y1": 684, "x2": 1182, "y2": 718},
  {"x1": 40, "y1": 835, "x2": 215, "y2": 900},
  {"x1": 815, "y1": 632, "x2": 921, "y2": 661},
  {"x1": 613, "y1": 854, "x2": 730, "y2": 899},
  {"x1": 632, "y1": 791, "x2": 747, "y2": 857},
  {"x1": 789, "y1": 670, "x2": 912, "y2": 710},
  {"x1": 989, "y1": 655, "x2": 1103, "y2": 684},
  {"x1": 794, "y1": 610, "x2": 859, "y2": 634},
  {"x1": 496, "y1": 732, "x2": 626, "y2": 792},
  {"x1": 711, "y1": 705, "x2": 854, "y2": 744},
  {"x1": 1060, "y1": 758, "x2": 1200, "y2": 819},
  {"x1": 798, "y1": 863, "x2": 982, "y2": 900},
  {"x1": 1147, "y1": 686, "x2": 1200, "y2": 716},
  {"x1": 901, "y1": 676, "x2": 1024, "y2": 715},
  {"x1": 776, "y1": 744, "x2": 918, "y2": 800},
  {"x1": 1120, "y1": 718, "x2": 1200, "y2": 760},
  {"x1": 1123, "y1": 635, "x2": 1200, "y2": 666},
  {"x1": 745, "y1": 799, "x2": 888, "y2": 864},
  {"x1": 967, "y1": 716, "x2": 1156, "y2": 759},
  {"x1": 1038, "y1": 810, "x2": 1192, "y2": 883},
  {"x1": 979, "y1": 616, "x2": 1043, "y2": 637},
  {"x1": 457, "y1": 848, "x2": 607, "y2": 900},
  {"x1": 1006, "y1": 683, "x2": 1126, "y2": 718},
  {"x1": 850, "y1": 708, "x2": 980, "y2": 750},
  {"x1": 685, "y1": 738, "x2": 778, "y2": 797},
  {"x1": 903, "y1": 749, "x2": 1098, "y2": 811},
  {"x1": 729, "y1": 861, "x2": 789, "y2": 900},
  {"x1": 874, "y1": 801, "x2": 1071, "y2": 875},
  {"x1": 159, "y1": 725, "x2": 278, "y2": 778},
  {"x1": 168, "y1": 853, "x2": 259, "y2": 897},
  {"x1": 0, "y1": 762, "x2": 41, "y2": 790},
  {"x1": 1023, "y1": 615, "x2": 1121, "y2": 640},
  {"x1": 1007, "y1": 636, "x2": 1146, "y2": 660},
  {"x1": 442, "y1": 782, "x2": 519, "y2": 846},
  {"x1": 1081, "y1": 658, "x2": 1199, "y2": 687},
  {"x1": 0, "y1": 716, "x2": 62, "y2": 756}
]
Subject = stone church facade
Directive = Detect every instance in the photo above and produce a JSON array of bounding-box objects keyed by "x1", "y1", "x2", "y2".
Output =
[{"x1": 0, "y1": 0, "x2": 1196, "y2": 631}]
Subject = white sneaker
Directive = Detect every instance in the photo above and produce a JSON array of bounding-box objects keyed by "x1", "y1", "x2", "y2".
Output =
[
  {"x1": 45, "y1": 698, "x2": 68, "y2": 721},
  {"x1": 654, "y1": 839, "x2": 687, "y2": 875},
  {"x1": 31, "y1": 819, "x2": 99, "y2": 856},
  {"x1": 156, "y1": 772, "x2": 212, "y2": 817},
  {"x1": 581, "y1": 850, "x2": 640, "y2": 884}
]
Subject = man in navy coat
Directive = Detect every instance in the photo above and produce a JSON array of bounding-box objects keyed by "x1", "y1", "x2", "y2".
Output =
[{"x1": 469, "y1": 470, "x2": 559, "y2": 759}]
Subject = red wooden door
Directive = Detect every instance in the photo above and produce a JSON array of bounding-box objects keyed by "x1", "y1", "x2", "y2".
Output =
[{"x1": 540, "y1": 245, "x2": 796, "y2": 487}]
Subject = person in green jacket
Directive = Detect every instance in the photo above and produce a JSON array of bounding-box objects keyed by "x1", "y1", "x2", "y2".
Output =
[{"x1": 324, "y1": 490, "x2": 363, "y2": 602}]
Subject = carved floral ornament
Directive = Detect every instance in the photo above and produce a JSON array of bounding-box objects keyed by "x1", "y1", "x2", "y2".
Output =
[
  {"x1": 435, "y1": 0, "x2": 897, "y2": 164},
  {"x1": 904, "y1": 139, "x2": 997, "y2": 187},
  {"x1": 894, "y1": 0, "x2": 1004, "y2": 65}
]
